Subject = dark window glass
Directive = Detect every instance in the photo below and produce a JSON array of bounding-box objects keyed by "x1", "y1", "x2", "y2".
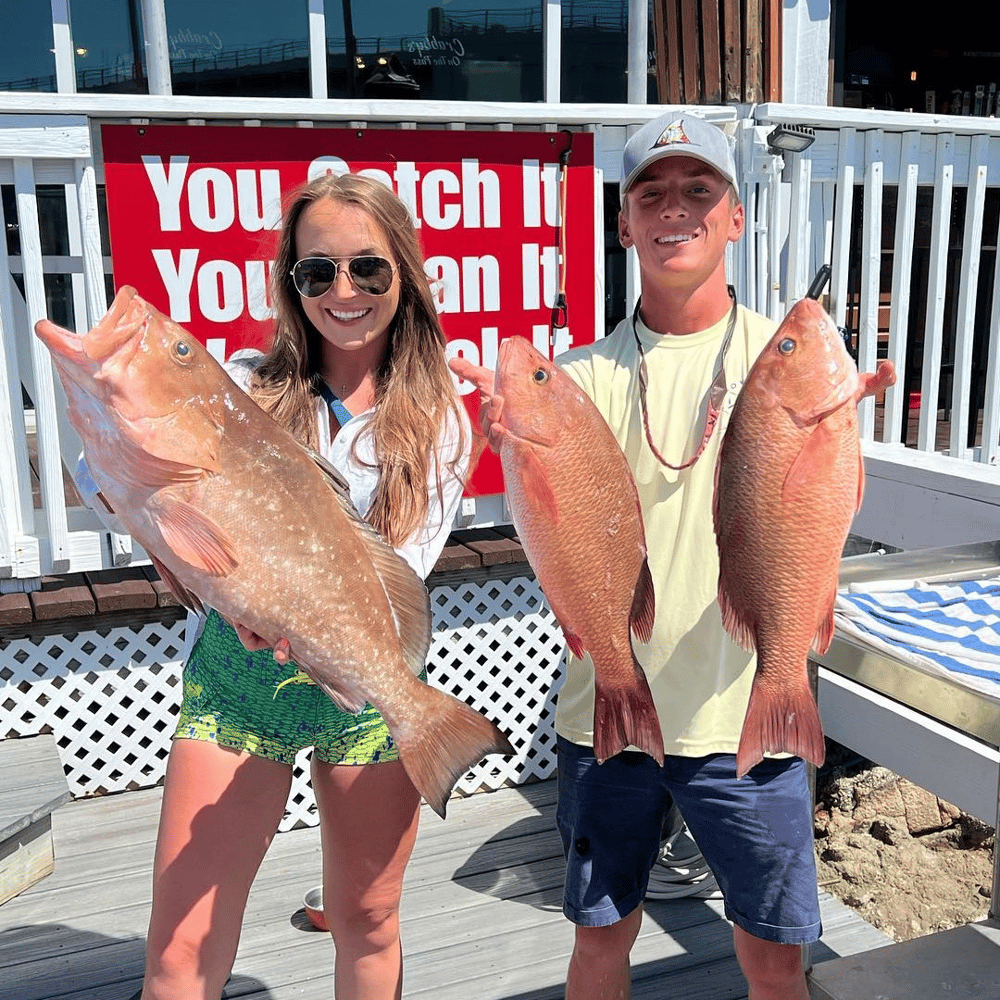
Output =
[
  {"x1": 328, "y1": 1, "x2": 543, "y2": 102},
  {"x1": 2, "y1": 185, "x2": 71, "y2": 257},
  {"x1": 0, "y1": 5, "x2": 57, "y2": 91},
  {"x1": 72, "y1": 0, "x2": 148, "y2": 94},
  {"x1": 165, "y1": 0, "x2": 310, "y2": 97},
  {"x1": 561, "y1": 1, "x2": 630, "y2": 103}
]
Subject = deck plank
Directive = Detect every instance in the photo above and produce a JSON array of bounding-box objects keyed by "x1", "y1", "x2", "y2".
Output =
[{"x1": 0, "y1": 779, "x2": 892, "y2": 1000}]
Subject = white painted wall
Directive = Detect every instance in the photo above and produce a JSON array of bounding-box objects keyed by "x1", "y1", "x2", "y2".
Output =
[{"x1": 783, "y1": 0, "x2": 833, "y2": 106}]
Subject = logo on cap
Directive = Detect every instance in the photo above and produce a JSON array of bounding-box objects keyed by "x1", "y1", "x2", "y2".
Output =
[{"x1": 650, "y1": 120, "x2": 692, "y2": 150}]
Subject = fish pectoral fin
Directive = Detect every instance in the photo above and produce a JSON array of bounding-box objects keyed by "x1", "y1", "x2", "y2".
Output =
[
  {"x1": 512, "y1": 446, "x2": 559, "y2": 521},
  {"x1": 150, "y1": 494, "x2": 239, "y2": 576},
  {"x1": 149, "y1": 555, "x2": 204, "y2": 614},
  {"x1": 629, "y1": 557, "x2": 656, "y2": 644},
  {"x1": 781, "y1": 422, "x2": 835, "y2": 502}
]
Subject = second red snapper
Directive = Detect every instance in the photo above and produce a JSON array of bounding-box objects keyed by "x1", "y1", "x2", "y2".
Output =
[
  {"x1": 492, "y1": 336, "x2": 663, "y2": 764},
  {"x1": 34, "y1": 286, "x2": 513, "y2": 818},
  {"x1": 713, "y1": 297, "x2": 895, "y2": 778}
]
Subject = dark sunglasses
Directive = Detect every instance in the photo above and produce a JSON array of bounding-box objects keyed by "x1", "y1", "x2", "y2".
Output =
[{"x1": 290, "y1": 255, "x2": 397, "y2": 298}]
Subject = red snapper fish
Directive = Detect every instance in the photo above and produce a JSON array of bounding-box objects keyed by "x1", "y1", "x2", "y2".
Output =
[
  {"x1": 35, "y1": 286, "x2": 512, "y2": 818},
  {"x1": 493, "y1": 336, "x2": 663, "y2": 764},
  {"x1": 713, "y1": 297, "x2": 895, "y2": 778}
]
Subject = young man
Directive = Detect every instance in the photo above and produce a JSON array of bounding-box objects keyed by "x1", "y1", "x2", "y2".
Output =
[{"x1": 452, "y1": 113, "x2": 819, "y2": 1000}]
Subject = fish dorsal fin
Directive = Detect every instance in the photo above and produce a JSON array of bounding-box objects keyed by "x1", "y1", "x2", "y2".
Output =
[
  {"x1": 366, "y1": 538, "x2": 432, "y2": 677},
  {"x1": 306, "y1": 447, "x2": 431, "y2": 676},
  {"x1": 781, "y1": 422, "x2": 835, "y2": 502},
  {"x1": 149, "y1": 491, "x2": 239, "y2": 576},
  {"x1": 305, "y1": 445, "x2": 355, "y2": 502}
]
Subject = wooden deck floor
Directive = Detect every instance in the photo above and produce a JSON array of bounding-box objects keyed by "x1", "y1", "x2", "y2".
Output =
[{"x1": 1, "y1": 779, "x2": 892, "y2": 1000}]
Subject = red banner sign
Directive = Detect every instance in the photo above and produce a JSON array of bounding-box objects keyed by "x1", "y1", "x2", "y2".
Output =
[{"x1": 101, "y1": 123, "x2": 597, "y2": 496}]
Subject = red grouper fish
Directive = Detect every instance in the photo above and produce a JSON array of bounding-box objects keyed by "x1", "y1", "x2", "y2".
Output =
[
  {"x1": 34, "y1": 286, "x2": 513, "y2": 818},
  {"x1": 493, "y1": 335, "x2": 663, "y2": 764},
  {"x1": 713, "y1": 297, "x2": 896, "y2": 778}
]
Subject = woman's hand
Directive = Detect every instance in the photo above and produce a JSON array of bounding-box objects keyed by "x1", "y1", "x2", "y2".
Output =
[
  {"x1": 448, "y1": 357, "x2": 506, "y2": 454},
  {"x1": 234, "y1": 623, "x2": 292, "y2": 666}
]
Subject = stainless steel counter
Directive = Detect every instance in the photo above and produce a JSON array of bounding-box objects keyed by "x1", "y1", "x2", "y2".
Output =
[{"x1": 815, "y1": 540, "x2": 1000, "y2": 750}]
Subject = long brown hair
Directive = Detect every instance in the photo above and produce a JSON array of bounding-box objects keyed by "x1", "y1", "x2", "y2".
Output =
[{"x1": 250, "y1": 172, "x2": 467, "y2": 547}]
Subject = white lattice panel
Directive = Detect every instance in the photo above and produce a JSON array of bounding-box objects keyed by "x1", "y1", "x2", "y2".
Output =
[{"x1": 0, "y1": 575, "x2": 565, "y2": 831}]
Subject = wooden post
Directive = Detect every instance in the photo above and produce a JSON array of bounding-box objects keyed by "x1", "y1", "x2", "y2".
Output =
[{"x1": 650, "y1": 0, "x2": 783, "y2": 104}]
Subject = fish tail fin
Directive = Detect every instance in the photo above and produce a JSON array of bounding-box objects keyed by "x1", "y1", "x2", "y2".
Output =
[
  {"x1": 397, "y1": 689, "x2": 514, "y2": 819},
  {"x1": 735, "y1": 671, "x2": 826, "y2": 779},
  {"x1": 593, "y1": 655, "x2": 665, "y2": 766}
]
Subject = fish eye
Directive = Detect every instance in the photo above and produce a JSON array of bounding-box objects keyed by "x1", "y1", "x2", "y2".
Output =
[
  {"x1": 778, "y1": 338, "x2": 796, "y2": 356},
  {"x1": 173, "y1": 339, "x2": 194, "y2": 362},
  {"x1": 532, "y1": 367, "x2": 550, "y2": 384}
]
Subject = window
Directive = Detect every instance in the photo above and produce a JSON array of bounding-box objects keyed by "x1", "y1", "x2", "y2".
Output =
[
  {"x1": 327, "y1": 1, "x2": 544, "y2": 102},
  {"x1": 0, "y1": 6, "x2": 58, "y2": 91}
]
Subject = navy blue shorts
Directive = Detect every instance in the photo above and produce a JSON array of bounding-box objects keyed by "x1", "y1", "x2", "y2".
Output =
[{"x1": 555, "y1": 736, "x2": 821, "y2": 944}]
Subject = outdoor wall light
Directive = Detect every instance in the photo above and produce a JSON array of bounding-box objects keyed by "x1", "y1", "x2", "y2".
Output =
[{"x1": 766, "y1": 124, "x2": 816, "y2": 153}]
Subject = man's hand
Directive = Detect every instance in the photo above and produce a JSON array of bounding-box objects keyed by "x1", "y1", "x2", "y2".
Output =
[
  {"x1": 234, "y1": 622, "x2": 292, "y2": 665},
  {"x1": 448, "y1": 357, "x2": 506, "y2": 454}
]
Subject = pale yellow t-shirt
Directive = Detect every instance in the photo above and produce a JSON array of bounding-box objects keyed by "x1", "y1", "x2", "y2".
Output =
[{"x1": 555, "y1": 303, "x2": 776, "y2": 757}]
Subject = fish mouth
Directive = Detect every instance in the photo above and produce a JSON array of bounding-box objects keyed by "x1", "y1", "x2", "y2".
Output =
[
  {"x1": 35, "y1": 286, "x2": 147, "y2": 394},
  {"x1": 34, "y1": 317, "x2": 88, "y2": 365}
]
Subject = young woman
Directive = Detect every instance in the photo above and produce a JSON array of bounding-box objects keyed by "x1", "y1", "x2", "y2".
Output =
[{"x1": 139, "y1": 172, "x2": 470, "y2": 1000}]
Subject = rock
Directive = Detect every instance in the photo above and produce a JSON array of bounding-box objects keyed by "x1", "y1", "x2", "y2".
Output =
[
  {"x1": 938, "y1": 798, "x2": 962, "y2": 825},
  {"x1": 870, "y1": 817, "x2": 908, "y2": 845},
  {"x1": 851, "y1": 771, "x2": 906, "y2": 826},
  {"x1": 813, "y1": 741, "x2": 995, "y2": 943},
  {"x1": 959, "y1": 814, "x2": 995, "y2": 849},
  {"x1": 898, "y1": 778, "x2": 947, "y2": 835},
  {"x1": 820, "y1": 844, "x2": 849, "y2": 863}
]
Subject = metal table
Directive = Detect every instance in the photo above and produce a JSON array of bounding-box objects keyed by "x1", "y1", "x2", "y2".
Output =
[{"x1": 807, "y1": 540, "x2": 1000, "y2": 999}]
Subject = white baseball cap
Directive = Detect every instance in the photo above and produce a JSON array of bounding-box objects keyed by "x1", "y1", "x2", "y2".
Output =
[{"x1": 620, "y1": 114, "x2": 737, "y2": 200}]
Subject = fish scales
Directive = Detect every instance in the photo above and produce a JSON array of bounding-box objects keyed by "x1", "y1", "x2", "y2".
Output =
[
  {"x1": 35, "y1": 286, "x2": 512, "y2": 817},
  {"x1": 714, "y1": 297, "x2": 895, "y2": 778},
  {"x1": 495, "y1": 336, "x2": 662, "y2": 764}
]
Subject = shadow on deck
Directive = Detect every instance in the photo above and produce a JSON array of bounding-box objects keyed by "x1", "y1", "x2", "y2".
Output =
[{"x1": 0, "y1": 779, "x2": 891, "y2": 1000}]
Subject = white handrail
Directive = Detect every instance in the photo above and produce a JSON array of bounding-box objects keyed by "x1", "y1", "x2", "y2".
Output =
[{"x1": 3, "y1": 99, "x2": 1000, "y2": 577}]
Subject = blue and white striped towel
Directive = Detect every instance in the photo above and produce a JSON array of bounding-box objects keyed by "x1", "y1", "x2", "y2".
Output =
[{"x1": 834, "y1": 578, "x2": 1000, "y2": 703}]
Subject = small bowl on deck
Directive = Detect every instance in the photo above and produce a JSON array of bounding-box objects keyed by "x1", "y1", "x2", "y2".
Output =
[{"x1": 303, "y1": 885, "x2": 328, "y2": 931}]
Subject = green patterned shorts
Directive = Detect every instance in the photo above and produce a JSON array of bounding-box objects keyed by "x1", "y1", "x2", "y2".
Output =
[{"x1": 175, "y1": 609, "x2": 400, "y2": 765}]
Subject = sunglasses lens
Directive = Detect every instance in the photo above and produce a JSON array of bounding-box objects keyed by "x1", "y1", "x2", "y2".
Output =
[
  {"x1": 348, "y1": 257, "x2": 395, "y2": 295},
  {"x1": 292, "y1": 258, "x2": 337, "y2": 298},
  {"x1": 291, "y1": 257, "x2": 395, "y2": 297}
]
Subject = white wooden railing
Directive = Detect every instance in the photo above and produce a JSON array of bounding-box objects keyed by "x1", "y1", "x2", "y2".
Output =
[
  {"x1": 750, "y1": 106, "x2": 1000, "y2": 551},
  {"x1": 2, "y1": 94, "x2": 1000, "y2": 582}
]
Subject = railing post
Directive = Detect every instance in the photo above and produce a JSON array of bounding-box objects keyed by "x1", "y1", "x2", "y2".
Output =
[{"x1": 14, "y1": 158, "x2": 71, "y2": 573}]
